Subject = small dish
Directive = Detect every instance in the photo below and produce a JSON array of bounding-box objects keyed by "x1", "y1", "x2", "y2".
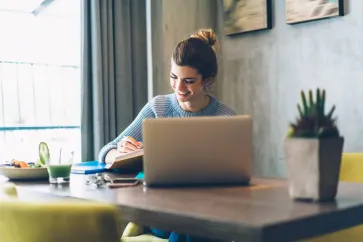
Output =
[{"x1": 0, "y1": 166, "x2": 49, "y2": 180}]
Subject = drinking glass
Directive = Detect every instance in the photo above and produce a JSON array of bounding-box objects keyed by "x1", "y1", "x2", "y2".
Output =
[{"x1": 47, "y1": 148, "x2": 74, "y2": 184}]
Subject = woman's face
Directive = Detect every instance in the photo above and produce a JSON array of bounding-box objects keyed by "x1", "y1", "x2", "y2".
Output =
[{"x1": 170, "y1": 60, "x2": 205, "y2": 103}]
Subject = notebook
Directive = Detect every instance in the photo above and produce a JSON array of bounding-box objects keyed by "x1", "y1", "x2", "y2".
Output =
[
  {"x1": 71, "y1": 149, "x2": 144, "y2": 174},
  {"x1": 105, "y1": 149, "x2": 143, "y2": 171},
  {"x1": 71, "y1": 161, "x2": 107, "y2": 174}
]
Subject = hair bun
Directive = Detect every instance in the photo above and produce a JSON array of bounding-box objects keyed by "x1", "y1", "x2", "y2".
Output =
[{"x1": 190, "y1": 28, "x2": 219, "y2": 52}]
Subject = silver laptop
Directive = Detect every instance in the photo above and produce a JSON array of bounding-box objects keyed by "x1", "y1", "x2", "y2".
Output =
[{"x1": 142, "y1": 115, "x2": 253, "y2": 187}]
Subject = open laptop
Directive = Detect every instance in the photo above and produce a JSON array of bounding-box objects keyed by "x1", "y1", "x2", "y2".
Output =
[{"x1": 142, "y1": 115, "x2": 253, "y2": 187}]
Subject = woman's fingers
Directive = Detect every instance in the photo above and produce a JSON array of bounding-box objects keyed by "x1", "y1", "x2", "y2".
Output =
[
  {"x1": 123, "y1": 136, "x2": 142, "y2": 148},
  {"x1": 121, "y1": 141, "x2": 138, "y2": 150},
  {"x1": 118, "y1": 146, "x2": 136, "y2": 153},
  {"x1": 117, "y1": 136, "x2": 143, "y2": 153},
  {"x1": 117, "y1": 141, "x2": 136, "y2": 152}
]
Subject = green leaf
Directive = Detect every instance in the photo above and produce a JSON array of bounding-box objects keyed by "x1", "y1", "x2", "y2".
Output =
[
  {"x1": 327, "y1": 105, "x2": 336, "y2": 119},
  {"x1": 308, "y1": 89, "x2": 314, "y2": 114},
  {"x1": 316, "y1": 88, "x2": 321, "y2": 116},
  {"x1": 297, "y1": 104, "x2": 303, "y2": 119},
  {"x1": 301, "y1": 91, "x2": 308, "y2": 116},
  {"x1": 321, "y1": 89, "x2": 326, "y2": 116}
]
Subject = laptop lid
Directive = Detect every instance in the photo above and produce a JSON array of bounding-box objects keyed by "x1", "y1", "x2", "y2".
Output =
[{"x1": 142, "y1": 115, "x2": 253, "y2": 186}]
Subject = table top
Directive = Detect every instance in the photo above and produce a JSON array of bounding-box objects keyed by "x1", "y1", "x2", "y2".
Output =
[{"x1": 6, "y1": 173, "x2": 363, "y2": 242}]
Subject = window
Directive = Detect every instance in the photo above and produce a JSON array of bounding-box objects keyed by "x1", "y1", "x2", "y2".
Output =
[{"x1": 0, "y1": 0, "x2": 81, "y2": 163}]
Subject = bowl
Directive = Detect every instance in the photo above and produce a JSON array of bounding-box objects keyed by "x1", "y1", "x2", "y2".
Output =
[{"x1": 0, "y1": 166, "x2": 49, "y2": 180}]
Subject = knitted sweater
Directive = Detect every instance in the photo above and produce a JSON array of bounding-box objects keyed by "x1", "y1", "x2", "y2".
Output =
[{"x1": 98, "y1": 93, "x2": 236, "y2": 163}]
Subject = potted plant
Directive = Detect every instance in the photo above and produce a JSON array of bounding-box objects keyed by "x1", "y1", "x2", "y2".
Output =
[{"x1": 284, "y1": 88, "x2": 344, "y2": 202}]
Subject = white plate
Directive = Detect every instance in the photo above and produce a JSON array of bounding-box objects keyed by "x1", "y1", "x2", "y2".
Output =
[{"x1": 0, "y1": 166, "x2": 49, "y2": 180}]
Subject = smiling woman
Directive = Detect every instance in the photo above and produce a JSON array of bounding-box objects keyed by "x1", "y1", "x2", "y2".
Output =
[
  {"x1": 98, "y1": 28, "x2": 236, "y2": 242},
  {"x1": 169, "y1": 64, "x2": 209, "y2": 112},
  {"x1": 170, "y1": 29, "x2": 218, "y2": 112},
  {"x1": 99, "y1": 28, "x2": 236, "y2": 163}
]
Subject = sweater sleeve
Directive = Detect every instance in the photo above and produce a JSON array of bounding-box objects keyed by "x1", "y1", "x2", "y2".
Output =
[
  {"x1": 216, "y1": 102, "x2": 237, "y2": 116},
  {"x1": 98, "y1": 102, "x2": 156, "y2": 163}
]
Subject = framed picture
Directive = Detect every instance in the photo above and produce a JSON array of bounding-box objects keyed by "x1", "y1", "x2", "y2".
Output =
[
  {"x1": 286, "y1": 0, "x2": 344, "y2": 24},
  {"x1": 223, "y1": 0, "x2": 272, "y2": 36}
]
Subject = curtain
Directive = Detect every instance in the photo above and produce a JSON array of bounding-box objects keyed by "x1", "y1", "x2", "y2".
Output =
[{"x1": 81, "y1": 0, "x2": 148, "y2": 161}]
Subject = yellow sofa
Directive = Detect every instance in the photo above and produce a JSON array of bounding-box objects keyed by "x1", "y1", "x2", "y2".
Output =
[
  {"x1": 0, "y1": 183, "x2": 120, "y2": 242},
  {"x1": 304, "y1": 153, "x2": 363, "y2": 242},
  {"x1": 0, "y1": 183, "x2": 166, "y2": 242}
]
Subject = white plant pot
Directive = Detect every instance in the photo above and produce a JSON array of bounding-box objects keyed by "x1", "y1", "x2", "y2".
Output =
[{"x1": 283, "y1": 137, "x2": 344, "y2": 201}]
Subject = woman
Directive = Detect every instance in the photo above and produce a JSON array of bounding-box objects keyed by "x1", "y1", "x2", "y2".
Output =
[
  {"x1": 99, "y1": 28, "x2": 236, "y2": 163},
  {"x1": 99, "y1": 28, "x2": 235, "y2": 242}
]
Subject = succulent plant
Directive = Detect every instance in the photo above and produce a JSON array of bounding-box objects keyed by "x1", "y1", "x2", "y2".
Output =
[{"x1": 287, "y1": 88, "x2": 340, "y2": 138}]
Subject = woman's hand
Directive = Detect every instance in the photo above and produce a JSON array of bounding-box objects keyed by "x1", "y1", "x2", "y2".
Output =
[{"x1": 117, "y1": 136, "x2": 143, "y2": 153}]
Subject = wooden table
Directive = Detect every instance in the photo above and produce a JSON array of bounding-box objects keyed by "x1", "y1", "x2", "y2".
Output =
[{"x1": 6, "y1": 173, "x2": 363, "y2": 242}]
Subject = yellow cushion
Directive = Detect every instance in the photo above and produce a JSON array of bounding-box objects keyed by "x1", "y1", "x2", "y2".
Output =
[
  {"x1": 121, "y1": 222, "x2": 167, "y2": 242},
  {"x1": 304, "y1": 153, "x2": 363, "y2": 242},
  {"x1": 304, "y1": 226, "x2": 363, "y2": 242},
  {"x1": 122, "y1": 222, "x2": 145, "y2": 237},
  {"x1": 340, "y1": 153, "x2": 363, "y2": 182},
  {"x1": 0, "y1": 184, "x2": 165, "y2": 242},
  {"x1": 120, "y1": 234, "x2": 168, "y2": 242},
  {"x1": 0, "y1": 198, "x2": 120, "y2": 242}
]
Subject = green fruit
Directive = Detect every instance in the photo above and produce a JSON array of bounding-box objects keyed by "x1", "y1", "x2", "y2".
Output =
[
  {"x1": 35, "y1": 159, "x2": 43, "y2": 167},
  {"x1": 39, "y1": 142, "x2": 50, "y2": 166}
]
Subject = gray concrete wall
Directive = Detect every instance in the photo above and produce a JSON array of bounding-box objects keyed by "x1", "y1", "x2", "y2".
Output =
[
  {"x1": 147, "y1": 0, "x2": 363, "y2": 178},
  {"x1": 217, "y1": 0, "x2": 363, "y2": 178}
]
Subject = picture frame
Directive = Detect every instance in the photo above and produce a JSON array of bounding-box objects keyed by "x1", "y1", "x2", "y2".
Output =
[
  {"x1": 223, "y1": 0, "x2": 272, "y2": 36},
  {"x1": 286, "y1": 0, "x2": 344, "y2": 24}
]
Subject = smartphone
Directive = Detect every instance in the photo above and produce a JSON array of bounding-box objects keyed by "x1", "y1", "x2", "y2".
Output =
[{"x1": 107, "y1": 178, "x2": 140, "y2": 188}]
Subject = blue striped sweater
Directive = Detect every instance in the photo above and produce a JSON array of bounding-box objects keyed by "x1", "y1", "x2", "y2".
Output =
[{"x1": 98, "y1": 93, "x2": 236, "y2": 162}]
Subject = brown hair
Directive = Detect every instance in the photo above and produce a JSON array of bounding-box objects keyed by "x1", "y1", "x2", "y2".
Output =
[{"x1": 172, "y1": 28, "x2": 219, "y2": 91}]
